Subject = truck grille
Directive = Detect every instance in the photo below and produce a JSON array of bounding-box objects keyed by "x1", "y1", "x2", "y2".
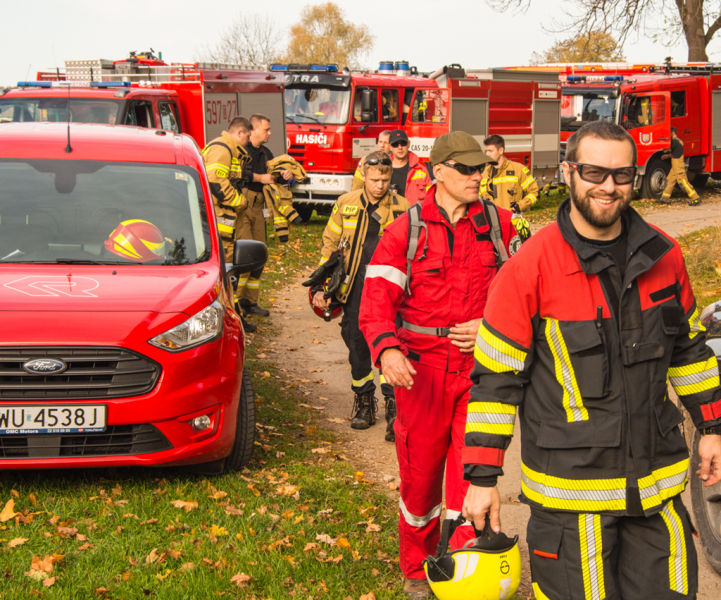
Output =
[
  {"x1": 0, "y1": 347, "x2": 160, "y2": 400},
  {"x1": 0, "y1": 424, "x2": 171, "y2": 458},
  {"x1": 288, "y1": 144, "x2": 306, "y2": 164}
]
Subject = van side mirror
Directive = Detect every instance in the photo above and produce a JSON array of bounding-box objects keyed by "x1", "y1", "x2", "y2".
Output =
[
  {"x1": 361, "y1": 111, "x2": 373, "y2": 122},
  {"x1": 226, "y1": 240, "x2": 268, "y2": 277},
  {"x1": 361, "y1": 89, "x2": 373, "y2": 112}
]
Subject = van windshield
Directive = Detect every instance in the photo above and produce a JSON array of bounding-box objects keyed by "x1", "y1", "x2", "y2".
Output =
[
  {"x1": 0, "y1": 98, "x2": 122, "y2": 124},
  {"x1": 0, "y1": 160, "x2": 211, "y2": 265}
]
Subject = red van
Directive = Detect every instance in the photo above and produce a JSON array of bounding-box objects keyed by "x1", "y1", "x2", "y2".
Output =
[{"x1": 0, "y1": 122, "x2": 265, "y2": 472}]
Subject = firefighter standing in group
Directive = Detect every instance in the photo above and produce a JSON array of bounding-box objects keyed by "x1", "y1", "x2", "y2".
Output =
[
  {"x1": 359, "y1": 132, "x2": 514, "y2": 599},
  {"x1": 480, "y1": 134, "x2": 539, "y2": 212},
  {"x1": 388, "y1": 130, "x2": 433, "y2": 205},
  {"x1": 239, "y1": 113, "x2": 293, "y2": 319},
  {"x1": 660, "y1": 126, "x2": 701, "y2": 206},
  {"x1": 352, "y1": 130, "x2": 392, "y2": 191},
  {"x1": 201, "y1": 116, "x2": 255, "y2": 333},
  {"x1": 313, "y1": 151, "x2": 410, "y2": 438},
  {"x1": 462, "y1": 121, "x2": 721, "y2": 600}
]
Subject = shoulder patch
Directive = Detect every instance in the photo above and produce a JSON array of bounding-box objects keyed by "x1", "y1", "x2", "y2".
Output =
[
  {"x1": 522, "y1": 167, "x2": 530, "y2": 174},
  {"x1": 509, "y1": 235, "x2": 522, "y2": 256},
  {"x1": 342, "y1": 205, "x2": 359, "y2": 215},
  {"x1": 332, "y1": 204, "x2": 339, "y2": 214}
]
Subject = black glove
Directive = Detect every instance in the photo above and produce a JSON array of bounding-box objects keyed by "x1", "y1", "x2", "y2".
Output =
[
  {"x1": 302, "y1": 251, "x2": 340, "y2": 287},
  {"x1": 324, "y1": 261, "x2": 346, "y2": 299},
  {"x1": 510, "y1": 201, "x2": 521, "y2": 214},
  {"x1": 231, "y1": 177, "x2": 249, "y2": 192}
]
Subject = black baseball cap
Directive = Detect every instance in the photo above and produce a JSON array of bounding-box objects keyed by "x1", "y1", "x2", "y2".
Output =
[
  {"x1": 389, "y1": 130, "x2": 409, "y2": 145},
  {"x1": 430, "y1": 131, "x2": 496, "y2": 167}
]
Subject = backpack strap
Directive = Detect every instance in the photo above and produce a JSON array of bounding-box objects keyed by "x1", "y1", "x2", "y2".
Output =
[
  {"x1": 203, "y1": 141, "x2": 234, "y2": 156},
  {"x1": 482, "y1": 199, "x2": 509, "y2": 269},
  {"x1": 405, "y1": 203, "x2": 428, "y2": 295}
]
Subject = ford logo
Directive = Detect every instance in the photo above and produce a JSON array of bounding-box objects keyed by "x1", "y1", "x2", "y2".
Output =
[{"x1": 22, "y1": 359, "x2": 68, "y2": 375}]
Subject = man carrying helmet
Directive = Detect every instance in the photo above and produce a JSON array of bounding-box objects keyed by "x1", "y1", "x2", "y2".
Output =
[
  {"x1": 359, "y1": 132, "x2": 514, "y2": 599},
  {"x1": 463, "y1": 121, "x2": 721, "y2": 600},
  {"x1": 311, "y1": 151, "x2": 409, "y2": 437}
]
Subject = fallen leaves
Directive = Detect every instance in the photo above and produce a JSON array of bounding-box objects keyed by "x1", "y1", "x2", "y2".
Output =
[
  {"x1": 247, "y1": 483, "x2": 261, "y2": 497},
  {"x1": 231, "y1": 572, "x2": 252, "y2": 588},
  {"x1": 0, "y1": 498, "x2": 18, "y2": 522},
  {"x1": 316, "y1": 533, "x2": 336, "y2": 545},
  {"x1": 25, "y1": 554, "x2": 63, "y2": 582},
  {"x1": 326, "y1": 417, "x2": 345, "y2": 424},
  {"x1": 170, "y1": 500, "x2": 198, "y2": 512},
  {"x1": 8, "y1": 537, "x2": 28, "y2": 548}
]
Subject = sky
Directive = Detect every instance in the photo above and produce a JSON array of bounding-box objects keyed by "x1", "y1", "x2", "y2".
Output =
[{"x1": 2, "y1": 0, "x2": 720, "y2": 87}]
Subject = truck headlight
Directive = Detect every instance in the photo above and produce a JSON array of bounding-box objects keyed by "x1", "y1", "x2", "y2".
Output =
[{"x1": 149, "y1": 299, "x2": 224, "y2": 352}]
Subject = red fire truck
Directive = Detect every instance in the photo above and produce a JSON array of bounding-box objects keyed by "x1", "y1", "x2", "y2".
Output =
[
  {"x1": 275, "y1": 63, "x2": 562, "y2": 218},
  {"x1": 508, "y1": 61, "x2": 721, "y2": 198},
  {"x1": 0, "y1": 51, "x2": 287, "y2": 157}
]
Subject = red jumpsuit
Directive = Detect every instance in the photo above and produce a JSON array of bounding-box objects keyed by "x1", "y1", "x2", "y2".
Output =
[{"x1": 359, "y1": 186, "x2": 513, "y2": 579}]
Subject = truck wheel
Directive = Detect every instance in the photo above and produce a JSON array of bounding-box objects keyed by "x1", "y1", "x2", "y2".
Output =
[
  {"x1": 294, "y1": 204, "x2": 315, "y2": 222},
  {"x1": 225, "y1": 367, "x2": 256, "y2": 471},
  {"x1": 640, "y1": 158, "x2": 670, "y2": 199},
  {"x1": 692, "y1": 173, "x2": 710, "y2": 189},
  {"x1": 690, "y1": 430, "x2": 721, "y2": 575}
]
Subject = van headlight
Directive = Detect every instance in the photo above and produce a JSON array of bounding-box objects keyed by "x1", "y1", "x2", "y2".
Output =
[{"x1": 149, "y1": 299, "x2": 224, "y2": 352}]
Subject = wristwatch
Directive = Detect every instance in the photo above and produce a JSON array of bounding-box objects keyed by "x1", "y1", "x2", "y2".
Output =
[{"x1": 701, "y1": 426, "x2": 721, "y2": 436}]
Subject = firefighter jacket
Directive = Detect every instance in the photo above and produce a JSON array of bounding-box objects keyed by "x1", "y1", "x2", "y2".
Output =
[
  {"x1": 262, "y1": 155, "x2": 307, "y2": 241},
  {"x1": 201, "y1": 132, "x2": 249, "y2": 237},
  {"x1": 480, "y1": 158, "x2": 539, "y2": 212},
  {"x1": 352, "y1": 151, "x2": 432, "y2": 206},
  {"x1": 319, "y1": 189, "x2": 409, "y2": 303},
  {"x1": 359, "y1": 186, "x2": 514, "y2": 373},
  {"x1": 463, "y1": 199, "x2": 721, "y2": 518}
]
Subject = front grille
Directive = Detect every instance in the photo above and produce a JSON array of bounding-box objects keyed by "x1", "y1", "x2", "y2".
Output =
[
  {"x1": 0, "y1": 424, "x2": 172, "y2": 458},
  {"x1": 288, "y1": 144, "x2": 305, "y2": 164},
  {"x1": 0, "y1": 347, "x2": 160, "y2": 400}
]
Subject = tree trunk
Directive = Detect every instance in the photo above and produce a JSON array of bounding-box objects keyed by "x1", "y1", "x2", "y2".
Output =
[{"x1": 681, "y1": 0, "x2": 710, "y2": 61}]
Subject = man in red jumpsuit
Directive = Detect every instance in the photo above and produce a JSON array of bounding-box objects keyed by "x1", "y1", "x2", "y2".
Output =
[{"x1": 359, "y1": 131, "x2": 515, "y2": 598}]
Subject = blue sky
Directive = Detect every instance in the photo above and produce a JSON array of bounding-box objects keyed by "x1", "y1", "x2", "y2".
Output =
[{"x1": 1, "y1": 0, "x2": 716, "y2": 86}]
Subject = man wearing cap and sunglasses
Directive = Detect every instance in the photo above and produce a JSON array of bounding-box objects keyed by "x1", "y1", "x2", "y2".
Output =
[
  {"x1": 313, "y1": 151, "x2": 410, "y2": 437},
  {"x1": 359, "y1": 132, "x2": 514, "y2": 598},
  {"x1": 388, "y1": 130, "x2": 433, "y2": 206},
  {"x1": 462, "y1": 120, "x2": 721, "y2": 600}
]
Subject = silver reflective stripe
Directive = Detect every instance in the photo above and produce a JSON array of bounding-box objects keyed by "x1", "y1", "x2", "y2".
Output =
[
  {"x1": 547, "y1": 319, "x2": 586, "y2": 422},
  {"x1": 399, "y1": 497, "x2": 442, "y2": 528},
  {"x1": 401, "y1": 320, "x2": 450, "y2": 337},
  {"x1": 475, "y1": 331, "x2": 525, "y2": 371},
  {"x1": 669, "y1": 367, "x2": 719, "y2": 388},
  {"x1": 365, "y1": 264, "x2": 407, "y2": 289},
  {"x1": 521, "y1": 471, "x2": 625, "y2": 502},
  {"x1": 217, "y1": 217, "x2": 235, "y2": 226},
  {"x1": 466, "y1": 412, "x2": 516, "y2": 425},
  {"x1": 639, "y1": 470, "x2": 687, "y2": 501}
]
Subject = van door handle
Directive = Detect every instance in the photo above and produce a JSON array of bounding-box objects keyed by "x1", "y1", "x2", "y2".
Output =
[
  {"x1": 659, "y1": 137, "x2": 670, "y2": 141},
  {"x1": 684, "y1": 129, "x2": 691, "y2": 134}
]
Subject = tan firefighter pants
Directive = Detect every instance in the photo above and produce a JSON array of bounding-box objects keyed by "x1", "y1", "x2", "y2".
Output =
[
  {"x1": 235, "y1": 189, "x2": 267, "y2": 305},
  {"x1": 662, "y1": 158, "x2": 699, "y2": 201}
]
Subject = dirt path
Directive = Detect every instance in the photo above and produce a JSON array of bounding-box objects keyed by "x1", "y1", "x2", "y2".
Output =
[{"x1": 259, "y1": 201, "x2": 721, "y2": 598}]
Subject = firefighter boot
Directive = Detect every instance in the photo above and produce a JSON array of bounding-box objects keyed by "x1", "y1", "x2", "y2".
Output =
[
  {"x1": 242, "y1": 301, "x2": 270, "y2": 317},
  {"x1": 403, "y1": 578, "x2": 433, "y2": 599},
  {"x1": 384, "y1": 397, "x2": 396, "y2": 442},
  {"x1": 351, "y1": 393, "x2": 377, "y2": 430},
  {"x1": 241, "y1": 316, "x2": 257, "y2": 334}
]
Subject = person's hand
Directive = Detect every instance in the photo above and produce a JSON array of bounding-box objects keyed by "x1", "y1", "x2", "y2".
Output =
[
  {"x1": 256, "y1": 173, "x2": 274, "y2": 185},
  {"x1": 312, "y1": 291, "x2": 330, "y2": 310},
  {"x1": 510, "y1": 201, "x2": 521, "y2": 214},
  {"x1": 448, "y1": 319, "x2": 481, "y2": 354},
  {"x1": 697, "y1": 434, "x2": 721, "y2": 487},
  {"x1": 379, "y1": 348, "x2": 417, "y2": 389},
  {"x1": 662, "y1": 153, "x2": 672, "y2": 160},
  {"x1": 462, "y1": 484, "x2": 501, "y2": 533},
  {"x1": 280, "y1": 170, "x2": 293, "y2": 181}
]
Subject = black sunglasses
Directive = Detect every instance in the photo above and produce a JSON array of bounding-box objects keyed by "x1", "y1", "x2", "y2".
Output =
[
  {"x1": 567, "y1": 162, "x2": 637, "y2": 185},
  {"x1": 390, "y1": 140, "x2": 408, "y2": 148},
  {"x1": 365, "y1": 157, "x2": 392, "y2": 166},
  {"x1": 441, "y1": 162, "x2": 485, "y2": 176}
]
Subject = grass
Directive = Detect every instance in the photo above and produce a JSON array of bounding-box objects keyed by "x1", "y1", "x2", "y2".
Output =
[{"x1": 678, "y1": 226, "x2": 721, "y2": 306}]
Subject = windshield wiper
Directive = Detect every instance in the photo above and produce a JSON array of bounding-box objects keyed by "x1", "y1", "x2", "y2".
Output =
[
  {"x1": 53, "y1": 258, "x2": 141, "y2": 265},
  {"x1": 294, "y1": 114, "x2": 327, "y2": 129}
]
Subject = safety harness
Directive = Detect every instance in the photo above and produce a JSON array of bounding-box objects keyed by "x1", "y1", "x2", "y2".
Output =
[{"x1": 401, "y1": 200, "x2": 508, "y2": 338}]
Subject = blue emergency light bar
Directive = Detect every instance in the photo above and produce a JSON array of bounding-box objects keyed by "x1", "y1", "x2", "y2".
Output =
[
  {"x1": 603, "y1": 76, "x2": 623, "y2": 82},
  {"x1": 270, "y1": 64, "x2": 287, "y2": 71},
  {"x1": 17, "y1": 81, "x2": 55, "y2": 88},
  {"x1": 566, "y1": 76, "x2": 586, "y2": 83},
  {"x1": 270, "y1": 64, "x2": 339, "y2": 73},
  {"x1": 90, "y1": 81, "x2": 132, "y2": 88}
]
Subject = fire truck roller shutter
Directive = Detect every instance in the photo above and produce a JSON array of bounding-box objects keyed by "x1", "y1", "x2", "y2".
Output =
[
  {"x1": 450, "y1": 98, "x2": 488, "y2": 148},
  {"x1": 532, "y1": 99, "x2": 561, "y2": 172},
  {"x1": 238, "y1": 93, "x2": 287, "y2": 157},
  {"x1": 204, "y1": 93, "x2": 240, "y2": 144},
  {"x1": 712, "y1": 92, "x2": 721, "y2": 153}
]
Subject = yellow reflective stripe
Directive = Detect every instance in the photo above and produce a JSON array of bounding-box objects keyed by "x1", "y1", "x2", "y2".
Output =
[
  {"x1": 681, "y1": 179, "x2": 695, "y2": 194},
  {"x1": 278, "y1": 205, "x2": 290, "y2": 215},
  {"x1": 668, "y1": 356, "x2": 719, "y2": 396},
  {"x1": 638, "y1": 458, "x2": 689, "y2": 511},
  {"x1": 352, "y1": 371, "x2": 374, "y2": 387},
  {"x1": 319, "y1": 256, "x2": 329, "y2": 265},
  {"x1": 273, "y1": 217, "x2": 287, "y2": 223},
  {"x1": 425, "y1": 184, "x2": 433, "y2": 191},
  {"x1": 411, "y1": 170, "x2": 426, "y2": 180},
  {"x1": 491, "y1": 176, "x2": 519, "y2": 184},
  {"x1": 521, "y1": 177, "x2": 534, "y2": 190},
  {"x1": 246, "y1": 279, "x2": 260, "y2": 289},
  {"x1": 521, "y1": 462, "x2": 627, "y2": 512},
  {"x1": 379, "y1": 374, "x2": 387, "y2": 385},
  {"x1": 660, "y1": 502, "x2": 688, "y2": 595},
  {"x1": 525, "y1": 194, "x2": 537, "y2": 205},
  {"x1": 236, "y1": 277, "x2": 248, "y2": 288},
  {"x1": 328, "y1": 220, "x2": 342, "y2": 234},
  {"x1": 466, "y1": 401, "x2": 517, "y2": 435},
  {"x1": 217, "y1": 223, "x2": 235, "y2": 235},
  {"x1": 579, "y1": 514, "x2": 605, "y2": 600},
  {"x1": 532, "y1": 583, "x2": 552, "y2": 600},
  {"x1": 688, "y1": 307, "x2": 705, "y2": 339},
  {"x1": 205, "y1": 162, "x2": 228, "y2": 172},
  {"x1": 473, "y1": 322, "x2": 527, "y2": 374},
  {"x1": 342, "y1": 219, "x2": 358, "y2": 229},
  {"x1": 354, "y1": 169, "x2": 363, "y2": 179},
  {"x1": 228, "y1": 193, "x2": 242, "y2": 207},
  {"x1": 545, "y1": 319, "x2": 589, "y2": 422}
]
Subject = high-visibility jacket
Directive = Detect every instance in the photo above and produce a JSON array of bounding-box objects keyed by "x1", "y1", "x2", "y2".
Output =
[
  {"x1": 352, "y1": 151, "x2": 432, "y2": 206},
  {"x1": 263, "y1": 154, "x2": 307, "y2": 241},
  {"x1": 318, "y1": 189, "x2": 409, "y2": 303},
  {"x1": 201, "y1": 132, "x2": 249, "y2": 238},
  {"x1": 359, "y1": 186, "x2": 514, "y2": 373},
  {"x1": 464, "y1": 199, "x2": 721, "y2": 518},
  {"x1": 480, "y1": 158, "x2": 538, "y2": 212}
]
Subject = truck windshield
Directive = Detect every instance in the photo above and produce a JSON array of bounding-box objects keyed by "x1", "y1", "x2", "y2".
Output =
[
  {"x1": 0, "y1": 160, "x2": 211, "y2": 265},
  {"x1": 0, "y1": 98, "x2": 122, "y2": 124},
  {"x1": 284, "y1": 87, "x2": 351, "y2": 125},
  {"x1": 561, "y1": 92, "x2": 617, "y2": 131}
]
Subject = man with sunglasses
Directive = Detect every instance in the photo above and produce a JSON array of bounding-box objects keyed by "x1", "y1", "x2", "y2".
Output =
[
  {"x1": 462, "y1": 120, "x2": 721, "y2": 600},
  {"x1": 352, "y1": 130, "x2": 392, "y2": 192},
  {"x1": 388, "y1": 130, "x2": 433, "y2": 206},
  {"x1": 313, "y1": 151, "x2": 409, "y2": 436},
  {"x1": 359, "y1": 132, "x2": 514, "y2": 598}
]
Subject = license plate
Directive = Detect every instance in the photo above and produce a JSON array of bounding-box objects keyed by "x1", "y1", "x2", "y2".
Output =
[{"x1": 0, "y1": 405, "x2": 106, "y2": 434}]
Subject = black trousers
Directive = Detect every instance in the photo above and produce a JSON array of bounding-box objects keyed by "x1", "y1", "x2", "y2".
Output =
[
  {"x1": 527, "y1": 496, "x2": 698, "y2": 600},
  {"x1": 340, "y1": 277, "x2": 394, "y2": 398}
]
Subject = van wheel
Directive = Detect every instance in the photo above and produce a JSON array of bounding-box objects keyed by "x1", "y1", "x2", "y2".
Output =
[
  {"x1": 692, "y1": 173, "x2": 710, "y2": 189},
  {"x1": 225, "y1": 367, "x2": 256, "y2": 471},
  {"x1": 640, "y1": 158, "x2": 670, "y2": 199},
  {"x1": 690, "y1": 430, "x2": 721, "y2": 575}
]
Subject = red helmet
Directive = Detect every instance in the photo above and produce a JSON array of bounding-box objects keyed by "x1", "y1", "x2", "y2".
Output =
[
  {"x1": 308, "y1": 288, "x2": 343, "y2": 322},
  {"x1": 105, "y1": 220, "x2": 165, "y2": 262}
]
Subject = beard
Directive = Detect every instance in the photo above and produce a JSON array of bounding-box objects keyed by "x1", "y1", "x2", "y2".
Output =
[{"x1": 569, "y1": 177, "x2": 632, "y2": 230}]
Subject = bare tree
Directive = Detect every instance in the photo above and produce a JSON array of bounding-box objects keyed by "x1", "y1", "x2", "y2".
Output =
[
  {"x1": 487, "y1": 0, "x2": 721, "y2": 62},
  {"x1": 195, "y1": 13, "x2": 284, "y2": 67}
]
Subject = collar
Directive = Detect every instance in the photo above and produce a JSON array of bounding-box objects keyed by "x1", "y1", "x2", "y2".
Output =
[
  {"x1": 407, "y1": 151, "x2": 421, "y2": 169},
  {"x1": 420, "y1": 185, "x2": 489, "y2": 233}
]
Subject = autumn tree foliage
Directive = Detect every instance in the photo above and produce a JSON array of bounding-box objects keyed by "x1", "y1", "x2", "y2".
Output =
[
  {"x1": 282, "y1": 2, "x2": 375, "y2": 69},
  {"x1": 530, "y1": 31, "x2": 626, "y2": 65}
]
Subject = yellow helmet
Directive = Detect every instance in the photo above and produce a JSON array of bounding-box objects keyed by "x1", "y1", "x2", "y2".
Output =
[{"x1": 424, "y1": 517, "x2": 522, "y2": 600}]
